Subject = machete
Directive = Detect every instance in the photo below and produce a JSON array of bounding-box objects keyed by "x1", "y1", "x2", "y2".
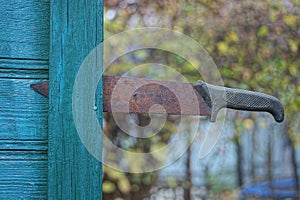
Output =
[{"x1": 30, "y1": 75, "x2": 284, "y2": 122}]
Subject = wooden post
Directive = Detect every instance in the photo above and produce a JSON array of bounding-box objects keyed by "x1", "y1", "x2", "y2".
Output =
[
  {"x1": 48, "y1": 0, "x2": 103, "y2": 199},
  {"x1": 0, "y1": 0, "x2": 49, "y2": 198}
]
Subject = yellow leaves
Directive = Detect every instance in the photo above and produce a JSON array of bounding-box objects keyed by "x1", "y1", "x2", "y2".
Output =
[
  {"x1": 293, "y1": 0, "x2": 300, "y2": 5},
  {"x1": 125, "y1": 151, "x2": 146, "y2": 172},
  {"x1": 217, "y1": 31, "x2": 239, "y2": 55},
  {"x1": 283, "y1": 76, "x2": 291, "y2": 85},
  {"x1": 297, "y1": 85, "x2": 300, "y2": 93},
  {"x1": 105, "y1": 166, "x2": 124, "y2": 180},
  {"x1": 288, "y1": 39, "x2": 299, "y2": 53},
  {"x1": 269, "y1": 12, "x2": 277, "y2": 22},
  {"x1": 114, "y1": 198, "x2": 124, "y2": 200},
  {"x1": 217, "y1": 42, "x2": 228, "y2": 55},
  {"x1": 243, "y1": 119, "x2": 254, "y2": 129},
  {"x1": 258, "y1": 118, "x2": 267, "y2": 128},
  {"x1": 166, "y1": 176, "x2": 177, "y2": 188},
  {"x1": 150, "y1": 143, "x2": 167, "y2": 160},
  {"x1": 197, "y1": 0, "x2": 222, "y2": 9},
  {"x1": 103, "y1": 181, "x2": 116, "y2": 193},
  {"x1": 227, "y1": 31, "x2": 239, "y2": 42},
  {"x1": 258, "y1": 26, "x2": 269, "y2": 37},
  {"x1": 118, "y1": 178, "x2": 131, "y2": 193},
  {"x1": 283, "y1": 14, "x2": 297, "y2": 27},
  {"x1": 103, "y1": 166, "x2": 131, "y2": 194},
  {"x1": 288, "y1": 65, "x2": 297, "y2": 76}
]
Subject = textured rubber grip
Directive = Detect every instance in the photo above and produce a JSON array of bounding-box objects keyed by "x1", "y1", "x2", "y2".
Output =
[{"x1": 194, "y1": 80, "x2": 284, "y2": 122}]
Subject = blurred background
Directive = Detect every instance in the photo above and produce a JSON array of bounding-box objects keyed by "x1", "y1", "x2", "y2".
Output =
[{"x1": 102, "y1": 0, "x2": 300, "y2": 199}]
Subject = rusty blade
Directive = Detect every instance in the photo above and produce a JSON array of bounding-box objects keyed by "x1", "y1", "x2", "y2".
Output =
[
  {"x1": 30, "y1": 75, "x2": 211, "y2": 116},
  {"x1": 30, "y1": 81, "x2": 49, "y2": 98},
  {"x1": 104, "y1": 76, "x2": 211, "y2": 116}
]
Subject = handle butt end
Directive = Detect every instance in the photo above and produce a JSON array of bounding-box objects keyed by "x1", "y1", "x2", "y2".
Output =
[{"x1": 270, "y1": 99, "x2": 284, "y2": 122}]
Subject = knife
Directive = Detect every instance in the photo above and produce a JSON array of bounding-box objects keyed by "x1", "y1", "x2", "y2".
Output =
[{"x1": 30, "y1": 75, "x2": 284, "y2": 122}]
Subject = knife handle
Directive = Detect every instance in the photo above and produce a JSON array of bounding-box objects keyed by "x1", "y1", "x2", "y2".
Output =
[{"x1": 194, "y1": 80, "x2": 284, "y2": 123}]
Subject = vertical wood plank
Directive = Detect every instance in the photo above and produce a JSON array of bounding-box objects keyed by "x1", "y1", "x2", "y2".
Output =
[{"x1": 48, "y1": 0, "x2": 103, "y2": 199}]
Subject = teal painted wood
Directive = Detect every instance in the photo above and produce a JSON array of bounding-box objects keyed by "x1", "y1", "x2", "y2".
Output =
[
  {"x1": 0, "y1": 140, "x2": 48, "y2": 151},
  {"x1": 48, "y1": 0, "x2": 103, "y2": 199},
  {"x1": 0, "y1": 78, "x2": 48, "y2": 140},
  {"x1": 0, "y1": 77, "x2": 49, "y2": 199},
  {"x1": 0, "y1": 150, "x2": 48, "y2": 199},
  {"x1": 0, "y1": 69, "x2": 48, "y2": 79},
  {"x1": 0, "y1": 0, "x2": 50, "y2": 198},
  {"x1": 0, "y1": 59, "x2": 49, "y2": 70},
  {"x1": 0, "y1": 0, "x2": 50, "y2": 60}
]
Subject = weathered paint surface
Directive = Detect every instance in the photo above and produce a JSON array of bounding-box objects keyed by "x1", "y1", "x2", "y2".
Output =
[
  {"x1": 0, "y1": 77, "x2": 48, "y2": 199},
  {"x1": 1, "y1": 0, "x2": 103, "y2": 199},
  {"x1": 0, "y1": 78, "x2": 48, "y2": 140},
  {"x1": 0, "y1": 0, "x2": 50, "y2": 59},
  {"x1": 0, "y1": 150, "x2": 48, "y2": 198},
  {"x1": 48, "y1": 0, "x2": 103, "y2": 199},
  {"x1": 0, "y1": 0, "x2": 50, "y2": 198}
]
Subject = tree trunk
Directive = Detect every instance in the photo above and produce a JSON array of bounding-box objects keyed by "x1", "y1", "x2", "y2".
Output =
[
  {"x1": 236, "y1": 138, "x2": 243, "y2": 187},
  {"x1": 287, "y1": 134, "x2": 299, "y2": 198},
  {"x1": 267, "y1": 131, "x2": 273, "y2": 198},
  {"x1": 184, "y1": 146, "x2": 192, "y2": 200},
  {"x1": 291, "y1": 142, "x2": 299, "y2": 199},
  {"x1": 250, "y1": 117, "x2": 257, "y2": 182},
  {"x1": 286, "y1": 121, "x2": 299, "y2": 199}
]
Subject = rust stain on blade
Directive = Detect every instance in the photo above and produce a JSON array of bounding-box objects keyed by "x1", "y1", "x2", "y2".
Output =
[
  {"x1": 104, "y1": 76, "x2": 211, "y2": 116},
  {"x1": 30, "y1": 76, "x2": 211, "y2": 116}
]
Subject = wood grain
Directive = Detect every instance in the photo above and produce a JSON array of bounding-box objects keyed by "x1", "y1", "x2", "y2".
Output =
[
  {"x1": 0, "y1": 77, "x2": 48, "y2": 199},
  {"x1": 0, "y1": 79, "x2": 48, "y2": 140},
  {"x1": 0, "y1": 0, "x2": 50, "y2": 198},
  {"x1": 0, "y1": 58, "x2": 49, "y2": 70},
  {"x1": 0, "y1": 69, "x2": 48, "y2": 79},
  {"x1": 0, "y1": 0, "x2": 50, "y2": 59},
  {"x1": 0, "y1": 151, "x2": 47, "y2": 199},
  {"x1": 49, "y1": 0, "x2": 103, "y2": 199},
  {"x1": 0, "y1": 140, "x2": 48, "y2": 151}
]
